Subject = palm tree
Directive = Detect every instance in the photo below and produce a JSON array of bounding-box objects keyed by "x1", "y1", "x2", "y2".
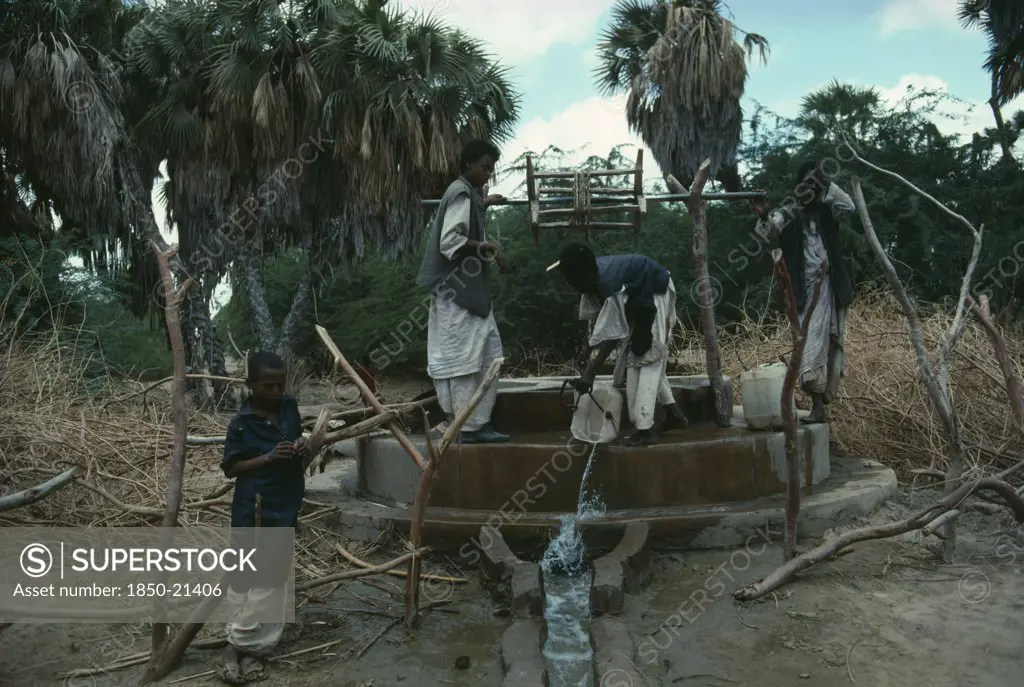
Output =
[
  {"x1": 128, "y1": 0, "x2": 520, "y2": 361},
  {"x1": 796, "y1": 81, "x2": 883, "y2": 141},
  {"x1": 958, "y1": 0, "x2": 1024, "y2": 161},
  {"x1": 0, "y1": 0, "x2": 147, "y2": 254},
  {"x1": 594, "y1": 0, "x2": 768, "y2": 191}
]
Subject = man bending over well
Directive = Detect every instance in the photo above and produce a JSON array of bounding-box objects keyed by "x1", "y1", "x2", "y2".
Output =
[{"x1": 549, "y1": 243, "x2": 689, "y2": 446}]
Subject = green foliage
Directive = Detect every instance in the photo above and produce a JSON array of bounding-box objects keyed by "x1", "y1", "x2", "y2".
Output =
[
  {"x1": 215, "y1": 83, "x2": 1024, "y2": 374},
  {"x1": 0, "y1": 237, "x2": 173, "y2": 381}
]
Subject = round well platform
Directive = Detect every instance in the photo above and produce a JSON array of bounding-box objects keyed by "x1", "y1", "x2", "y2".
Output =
[{"x1": 355, "y1": 375, "x2": 831, "y2": 512}]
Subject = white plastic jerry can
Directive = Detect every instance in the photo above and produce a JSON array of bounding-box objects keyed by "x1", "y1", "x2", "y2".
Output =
[
  {"x1": 739, "y1": 362, "x2": 794, "y2": 430},
  {"x1": 571, "y1": 381, "x2": 624, "y2": 444}
]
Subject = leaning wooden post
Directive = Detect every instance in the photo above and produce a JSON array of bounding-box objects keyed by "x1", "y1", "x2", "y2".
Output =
[
  {"x1": 667, "y1": 163, "x2": 730, "y2": 426},
  {"x1": 315, "y1": 325, "x2": 428, "y2": 469},
  {"x1": 404, "y1": 358, "x2": 504, "y2": 628},
  {"x1": 140, "y1": 243, "x2": 193, "y2": 683},
  {"x1": 771, "y1": 249, "x2": 826, "y2": 561}
]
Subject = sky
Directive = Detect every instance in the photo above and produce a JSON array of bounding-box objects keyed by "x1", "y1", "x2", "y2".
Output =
[
  {"x1": 384, "y1": 0, "x2": 1023, "y2": 196},
  {"x1": 146, "y1": 0, "x2": 1022, "y2": 307}
]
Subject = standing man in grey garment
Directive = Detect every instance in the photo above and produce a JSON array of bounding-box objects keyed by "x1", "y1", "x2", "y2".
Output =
[
  {"x1": 751, "y1": 160, "x2": 857, "y2": 424},
  {"x1": 417, "y1": 140, "x2": 511, "y2": 443}
]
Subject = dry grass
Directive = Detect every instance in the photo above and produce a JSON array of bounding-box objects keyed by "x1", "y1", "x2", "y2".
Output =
[
  {"x1": 3, "y1": 287, "x2": 1021, "y2": 544},
  {"x1": 0, "y1": 326, "x2": 423, "y2": 604},
  {"x1": 688, "y1": 288, "x2": 1024, "y2": 480}
]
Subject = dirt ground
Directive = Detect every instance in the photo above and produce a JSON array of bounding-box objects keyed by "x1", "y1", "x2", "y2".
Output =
[
  {"x1": 3, "y1": 486, "x2": 1023, "y2": 687},
  {"x1": 627, "y1": 492, "x2": 1024, "y2": 687}
]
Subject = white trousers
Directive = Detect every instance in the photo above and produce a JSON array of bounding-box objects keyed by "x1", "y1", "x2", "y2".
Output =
[
  {"x1": 433, "y1": 325, "x2": 502, "y2": 432},
  {"x1": 225, "y1": 586, "x2": 288, "y2": 656},
  {"x1": 625, "y1": 361, "x2": 676, "y2": 431}
]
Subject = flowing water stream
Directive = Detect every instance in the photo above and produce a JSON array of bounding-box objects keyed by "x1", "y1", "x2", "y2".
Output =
[{"x1": 541, "y1": 442, "x2": 605, "y2": 686}]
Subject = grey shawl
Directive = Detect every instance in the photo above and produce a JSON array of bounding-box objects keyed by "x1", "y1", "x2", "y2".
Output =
[{"x1": 416, "y1": 177, "x2": 491, "y2": 317}]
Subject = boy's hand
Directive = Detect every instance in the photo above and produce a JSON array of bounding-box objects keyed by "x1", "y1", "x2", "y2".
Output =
[
  {"x1": 269, "y1": 442, "x2": 296, "y2": 461},
  {"x1": 294, "y1": 437, "x2": 311, "y2": 459}
]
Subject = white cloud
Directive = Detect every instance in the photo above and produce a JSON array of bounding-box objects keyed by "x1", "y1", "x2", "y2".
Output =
[
  {"x1": 395, "y1": 0, "x2": 614, "y2": 65},
  {"x1": 487, "y1": 94, "x2": 664, "y2": 197},
  {"x1": 874, "y1": 0, "x2": 960, "y2": 35}
]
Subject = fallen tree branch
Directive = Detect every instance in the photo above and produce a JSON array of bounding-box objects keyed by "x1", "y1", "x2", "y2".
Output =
[
  {"x1": 139, "y1": 547, "x2": 430, "y2": 682},
  {"x1": 771, "y1": 249, "x2": 827, "y2": 561},
  {"x1": 405, "y1": 357, "x2": 504, "y2": 628},
  {"x1": 733, "y1": 476, "x2": 1024, "y2": 601},
  {"x1": 297, "y1": 546, "x2": 431, "y2": 591},
  {"x1": 333, "y1": 543, "x2": 466, "y2": 584},
  {"x1": 0, "y1": 468, "x2": 77, "y2": 512}
]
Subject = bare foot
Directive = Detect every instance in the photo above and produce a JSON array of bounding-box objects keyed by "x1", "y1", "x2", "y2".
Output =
[
  {"x1": 239, "y1": 654, "x2": 266, "y2": 682},
  {"x1": 800, "y1": 412, "x2": 827, "y2": 425},
  {"x1": 218, "y1": 646, "x2": 245, "y2": 685}
]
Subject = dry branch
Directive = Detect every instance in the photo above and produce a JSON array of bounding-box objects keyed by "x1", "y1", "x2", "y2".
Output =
[
  {"x1": 669, "y1": 163, "x2": 730, "y2": 426},
  {"x1": 733, "y1": 477, "x2": 1024, "y2": 601},
  {"x1": 334, "y1": 543, "x2": 467, "y2": 583},
  {"x1": 303, "y1": 408, "x2": 333, "y2": 475},
  {"x1": 968, "y1": 295, "x2": 1024, "y2": 433},
  {"x1": 315, "y1": 325, "x2": 427, "y2": 469},
  {"x1": 104, "y1": 374, "x2": 245, "y2": 407},
  {"x1": 850, "y1": 174, "x2": 983, "y2": 562},
  {"x1": 146, "y1": 243, "x2": 191, "y2": 663},
  {"x1": 771, "y1": 249, "x2": 827, "y2": 561},
  {"x1": 0, "y1": 468, "x2": 77, "y2": 512},
  {"x1": 916, "y1": 294, "x2": 1024, "y2": 535},
  {"x1": 405, "y1": 357, "x2": 504, "y2": 628},
  {"x1": 844, "y1": 138, "x2": 985, "y2": 559},
  {"x1": 140, "y1": 548, "x2": 430, "y2": 681}
]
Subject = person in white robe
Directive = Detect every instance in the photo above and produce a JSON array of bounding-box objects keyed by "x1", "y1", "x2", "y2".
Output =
[
  {"x1": 549, "y1": 243, "x2": 689, "y2": 446},
  {"x1": 417, "y1": 140, "x2": 511, "y2": 443},
  {"x1": 752, "y1": 160, "x2": 857, "y2": 423}
]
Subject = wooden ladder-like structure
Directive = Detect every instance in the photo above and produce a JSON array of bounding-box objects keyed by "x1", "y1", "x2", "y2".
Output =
[{"x1": 525, "y1": 150, "x2": 647, "y2": 246}]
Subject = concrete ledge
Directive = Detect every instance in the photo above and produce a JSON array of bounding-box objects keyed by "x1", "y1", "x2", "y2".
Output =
[
  {"x1": 592, "y1": 617, "x2": 645, "y2": 686},
  {"x1": 477, "y1": 526, "x2": 543, "y2": 618},
  {"x1": 591, "y1": 523, "x2": 652, "y2": 616},
  {"x1": 501, "y1": 618, "x2": 548, "y2": 687},
  {"x1": 307, "y1": 458, "x2": 897, "y2": 554}
]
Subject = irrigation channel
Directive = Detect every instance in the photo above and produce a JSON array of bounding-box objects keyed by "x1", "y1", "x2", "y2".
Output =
[{"x1": 540, "y1": 441, "x2": 605, "y2": 686}]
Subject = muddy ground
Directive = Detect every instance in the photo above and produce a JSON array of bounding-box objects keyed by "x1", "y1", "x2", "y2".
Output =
[{"x1": 3, "y1": 486, "x2": 1023, "y2": 687}]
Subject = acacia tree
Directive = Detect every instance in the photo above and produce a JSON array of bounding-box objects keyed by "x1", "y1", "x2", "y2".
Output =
[{"x1": 594, "y1": 0, "x2": 768, "y2": 191}]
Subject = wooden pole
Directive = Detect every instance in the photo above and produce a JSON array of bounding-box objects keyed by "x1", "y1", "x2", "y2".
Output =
[
  {"x1": 668, "y1": 163, "x2": 731, "y2": 426},
  {"x1": 315, "y1": 325, "x2": 428, "y2": 470},
  {"x1": 404, "y1": 357, "x2": 504, "y2": 628},
  {"x1": 771, "y1": 249, "x2": 826, "y2": 561},
  {"x1": 141, "y1": 243, "x2": 192, "y2": 683}
]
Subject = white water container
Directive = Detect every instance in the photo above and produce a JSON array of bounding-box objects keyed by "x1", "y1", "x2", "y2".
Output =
[
  {"x1": 739, "y1": 363, "x2": 793, "y2": 430},
  {"x1": 571, "y1": 382, "x2": 623, "y2": 444}
]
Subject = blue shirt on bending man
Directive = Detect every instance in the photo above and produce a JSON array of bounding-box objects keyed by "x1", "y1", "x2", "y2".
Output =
[{"x1": 549, "y1": 243, "x2": 689, "y2": 446}]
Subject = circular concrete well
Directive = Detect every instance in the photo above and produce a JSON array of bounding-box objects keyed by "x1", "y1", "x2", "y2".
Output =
[{"x1": 307, "y1": 376, "x2": 896, "y2": 553}]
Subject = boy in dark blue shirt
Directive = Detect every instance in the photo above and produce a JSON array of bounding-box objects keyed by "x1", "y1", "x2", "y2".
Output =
[{"x1": 219, "y1": 352, "x2": 310, "y2": 684}]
